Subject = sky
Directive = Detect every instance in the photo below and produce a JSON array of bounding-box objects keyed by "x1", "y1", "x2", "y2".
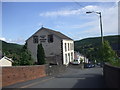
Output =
[{"x1": 1, "y1": 1, "x2": 118, "y2": 45}]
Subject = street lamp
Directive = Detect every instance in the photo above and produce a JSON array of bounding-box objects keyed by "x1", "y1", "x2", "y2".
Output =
[{"x1": 86, "y1": 11, "x2": 104, "y2": 44}]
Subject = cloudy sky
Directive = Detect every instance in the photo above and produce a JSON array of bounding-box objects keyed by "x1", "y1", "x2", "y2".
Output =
[{"x1": 1, "y1": 1, "x2": 118, "y2": 45}]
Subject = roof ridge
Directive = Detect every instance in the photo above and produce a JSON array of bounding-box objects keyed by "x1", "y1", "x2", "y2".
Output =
[
  {"x1": 26, "y1": 27, "x2": 73, "y2": 41},
  {"x1": 45, "y1": 28, "x2": 73, "y2": 40},
  {"x1": 42, "y1": 27, "x2": 60, "y2": 33}
]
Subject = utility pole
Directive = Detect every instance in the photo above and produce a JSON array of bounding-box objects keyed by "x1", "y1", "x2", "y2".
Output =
[
  {"x1": 86, "y1": 11, "x2": 104, "y2": 45},
  {"x1": 99, "y1": 12, "x2": 104, "y2": 44}
]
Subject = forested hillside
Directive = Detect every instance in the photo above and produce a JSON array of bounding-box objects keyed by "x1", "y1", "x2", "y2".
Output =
[
  {"x1": 0, "y1": 40, "x2": 34, "y2": 66},
  {"x1": 74, "y1": 35, "x2": 120, "y2": 61},
  {"x1": 0, "y1": 40, "x2": 23, "y2": 55}
]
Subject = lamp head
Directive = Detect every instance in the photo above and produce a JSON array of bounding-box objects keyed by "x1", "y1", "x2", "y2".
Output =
[{"x1": 86, "y1": 11, "x2": 92, "y2": 14}]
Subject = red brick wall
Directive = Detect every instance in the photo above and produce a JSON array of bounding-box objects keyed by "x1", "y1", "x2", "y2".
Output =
[{"x1": 2, "y1": 65, "x2": 46, "y2": 87}]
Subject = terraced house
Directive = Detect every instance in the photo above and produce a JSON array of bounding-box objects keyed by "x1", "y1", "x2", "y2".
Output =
[{"x1": 26, "y1": 27, "x2": 74, "y2": 65}]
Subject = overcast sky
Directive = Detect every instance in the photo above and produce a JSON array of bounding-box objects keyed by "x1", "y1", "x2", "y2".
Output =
[{"x1": 1, "y1": 1, "x2": 118, "y2": 45}]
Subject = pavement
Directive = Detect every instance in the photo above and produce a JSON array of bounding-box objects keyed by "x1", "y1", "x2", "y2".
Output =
[{"x1": 3, "y1": 65, "x2": 105, "y2": 88}]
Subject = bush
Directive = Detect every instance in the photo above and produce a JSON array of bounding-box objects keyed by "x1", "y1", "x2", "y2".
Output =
[{"x1": 109, "y1": 58, "x2": 120, "y2": 67}]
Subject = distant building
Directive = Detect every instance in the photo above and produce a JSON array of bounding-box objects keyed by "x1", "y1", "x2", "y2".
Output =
[
  {"x1": 26, "y1": 27, "x2": 74, "y2": 65},
  {"x1": 84, "y1": 57, "x2": 89, "y2": 63},
  {"x1": 0, "y1": 56, "x2": 13, "y2": 67},
  {"x1": 74, "y1": 51, "x2": 88, "y2": 63},
  {"x1": 74, "y1": 51, "x2": 80, "y2": 61}
]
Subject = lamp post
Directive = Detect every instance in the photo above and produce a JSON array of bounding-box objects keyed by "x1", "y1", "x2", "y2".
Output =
[{"x1": 86, "y1": 11, "x2": 104, "y2": 44}]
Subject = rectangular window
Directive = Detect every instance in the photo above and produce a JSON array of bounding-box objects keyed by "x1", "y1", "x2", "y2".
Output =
[
  {"x1": 65, "y1": 54, "x2": 67, "y2": 64},
  {"x1": 48, "y1": 34, "x2": 53, "y2": 43},
  {"x1": 71, "y1": 43, "x2": 74, "y2": 50},
  {"x1": 33, "y1": 36, "x2": 38, "y2": 43},
  {"x1": 70, "y1": 43, "x2": 72, "y2": 50},
  {"x1": 71, "y1": 52, "x2": 73, "y2": 61},
  {"x1": 68, "y1": 43, "x2": 69, "y2": 51},
  {"x1": 65, "y1": 43, "x2": 67, "y2": 52},
  {"x1": 68, "y1": 53, "x2": 70, "y2": 62}
]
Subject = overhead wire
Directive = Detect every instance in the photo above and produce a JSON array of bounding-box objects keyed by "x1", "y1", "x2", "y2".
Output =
[{"x1": 72, "y1": 0, "x2": 91, "y2": 11}]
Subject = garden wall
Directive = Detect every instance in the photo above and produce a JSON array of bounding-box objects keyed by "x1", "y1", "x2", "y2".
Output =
[
  {"x1": 45, "y1": 64, "x2": 67, "y2": 76},
  {"x1": 103, "y1": 63, "x2": 120, "y2": 88},
  {"x1": 2, "y1": 65, "x2": 46, "y2": 87}
]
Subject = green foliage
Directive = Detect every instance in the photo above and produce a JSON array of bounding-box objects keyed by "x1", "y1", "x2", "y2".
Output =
[
  {"x1": 19, "y1": 49, "x2": 34, "y2": 65},
  {"x1": 0, "y1": 40, "x2": 23, "y2": 55},
  {"x1": 19, "y1": 43, "x2": 34, "y2": 65},
  {"x1": 75, "y1": 35, "x2": 120, "y2": 62},
  {"x1": 109, "y1": 58, "x2": 120, "y2": 67},
  {"x1": 1, "y1": 41, "x2": 34, "y2": 66},
  {"x1": 37, "y1": 44, "x2": 46, "y2": 65},
  {"x1": 10, "y1": 53, "x2": 21, "y2": 66},
  {"x1": 12, "y1": 48, "x2": 34, "y2": 66},
  {"x1": 98, "y1": 41, "x2": 118, "y2": 62}
]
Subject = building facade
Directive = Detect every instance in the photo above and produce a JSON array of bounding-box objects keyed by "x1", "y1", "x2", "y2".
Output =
[{"x1": 26, "y1": 27, "x2": 74, "y2": 65}]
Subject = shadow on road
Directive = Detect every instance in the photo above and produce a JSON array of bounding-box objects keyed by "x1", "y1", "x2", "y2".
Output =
[
  {"x1": 56, "y1": 74, "x2": 100, "y2": 78},
  {"x1": 71, "y1": 74, "x2": 105, "y2": 88}
]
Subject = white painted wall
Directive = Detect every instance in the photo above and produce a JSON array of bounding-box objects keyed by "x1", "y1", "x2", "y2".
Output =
[
  {"x1": 0, "y1": 57, "x2": 12, "y2": 67},
  {"x1": 62, "y1": 40, "x2": 74, "y2": 65}
]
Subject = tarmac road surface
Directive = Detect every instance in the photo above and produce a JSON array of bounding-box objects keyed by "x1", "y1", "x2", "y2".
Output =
[{"x1": 4, "y1": 65, "x2": 105, "y2": 88}]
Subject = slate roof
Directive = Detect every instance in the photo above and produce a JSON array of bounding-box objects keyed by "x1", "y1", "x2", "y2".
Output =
[
  {"x1": 26, "y1": 27, "x2": 73, "y2": 41},
  {"x1": 43, "y1": 27, "x2": 73, "y2": 40}
]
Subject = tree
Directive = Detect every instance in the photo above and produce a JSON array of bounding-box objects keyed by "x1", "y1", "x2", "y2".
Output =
[
  {"x1": 13, "y1": 43, "x2": 34, "y2": 66},
  {"x1": 98, "y1": 41, "x2": 118, "y2": 63},
  {"x1": 20, "y1": 43, "x2": 34, "y2": 65},
  {"x1": 12, "y1": 53, "x2": 21, "y2": 66},
  {"x1": 20, "y1": 49, "x2": 34, "y2": 65},
  {"x1": 37, "y1": 44, "x2": 46, "y2": 65}
]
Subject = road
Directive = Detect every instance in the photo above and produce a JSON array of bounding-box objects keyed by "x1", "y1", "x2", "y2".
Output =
[{"x1": 4, "y1": 65, "x2": 105, "y2": 88}]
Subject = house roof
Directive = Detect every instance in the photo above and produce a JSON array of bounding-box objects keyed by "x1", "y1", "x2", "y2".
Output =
[
  {"x1": 26, "y1": 27, "x2": 73, "y2": 41},
  {"x1": 0, "y1": 56, "x2": 14, "y2": 62}
]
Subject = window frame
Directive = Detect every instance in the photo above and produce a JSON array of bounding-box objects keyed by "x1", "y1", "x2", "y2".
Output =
[
  {"x1": 33, "y1": 35, "x2": 38, "y2": 43},
  {"x1": 65, "y1": 54, "x2": 67, "y2": 64},
  {"x1": 65, "y1": 43, "x2": 67, "y2": 52},
  {"x1": 48, "y1": 34, "x2": 53, "y2": 43}
]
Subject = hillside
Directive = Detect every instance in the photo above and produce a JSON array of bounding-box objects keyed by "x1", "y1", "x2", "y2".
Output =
[
  {"x1": 0, "y1": 40, "x2": 34, "y2": 66},
  {"x1": 0, "y1": 40, "x2": 23, "y2": 55},
  {"x1": 0, "y1": 35, "x2": 119, "y2": 62},
  {"x1": 74, "y1": 35, "x2": 120, "y2": 60}
]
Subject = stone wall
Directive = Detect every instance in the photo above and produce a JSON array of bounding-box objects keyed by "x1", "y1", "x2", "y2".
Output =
[
  {"x1": 103, "y1": 63, "x2": 120, "y2": 88},
  {"x1": 46, "y1": 55, "x2": 62, "y2": 65},
  {"x1": 2, "y1": 65, "x2": 46, "y2": 87},
  {"x1": 45, "y1": 64, "x2": 67, "y2": 76}
]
